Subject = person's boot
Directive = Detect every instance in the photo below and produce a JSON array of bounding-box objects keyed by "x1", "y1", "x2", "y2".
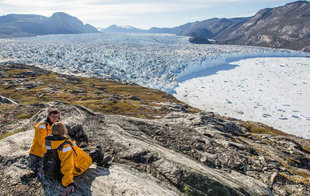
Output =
[
  {"x1": 97, "y1": 155, "x2": 111, "y2": 167},
  {"x1": 89, "y1": 146, "x2": 111, "y2": 167},
  {"x1": 20, "y1": 171, "x2": 37, "y2": 185},
  {"x1": 96, "y1": 145, "x2": 102, "y2": 151}
]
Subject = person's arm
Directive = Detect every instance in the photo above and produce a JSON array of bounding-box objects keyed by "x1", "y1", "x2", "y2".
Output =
[
  {"x1": 58, "y1": 144, "x2": 75, "y2": 187},
  {"x1": 30, "y1": 123, "x2": 48, "y2": 157},
  {"x1": 37, "y1": 124, "x2": 48, "y2": 156}
]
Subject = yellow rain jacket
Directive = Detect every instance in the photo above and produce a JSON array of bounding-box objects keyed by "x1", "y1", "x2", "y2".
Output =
[
  {"x1": 30, "y1": 121, "x2": 52, "y2": 157},
  {"x1": 45, "y1": 135, "x2": 93, "y2": 187}
]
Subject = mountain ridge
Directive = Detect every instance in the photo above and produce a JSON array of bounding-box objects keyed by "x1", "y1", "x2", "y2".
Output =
[
  {"x1": 0, "y1": 12, "x2": 99, "y2": 38},
  {"x1": 148, "y1": 1, "x2": 310, "y2": 51},
  {"x1": 1, "y1": 1, "x2": 309, "y2": 51},
  {"x1": 213, "y1": 1, "x2": 310, "y2": 51},
  {"x1": 104, "y1": 1, "x2": 309, "y2": 51},
  {"x1": 101, "y1": 24, "x2": 146, "y2": 33}
]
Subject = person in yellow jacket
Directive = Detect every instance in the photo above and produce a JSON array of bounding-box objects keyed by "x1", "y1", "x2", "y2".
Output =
[
  {"x1": 28, "y1": 108, "x2": 60, "y2": 173},
  {"x1": 46, "y1": 122, "x2": 110, "y2": 196}
]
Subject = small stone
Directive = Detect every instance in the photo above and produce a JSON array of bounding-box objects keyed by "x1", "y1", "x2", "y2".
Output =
[
  {"x1": 195, "y1": 144, "x2": 203, "y2": 151},
  {"x1": 200, "y1": 156, "x2": 207, "y2": 163},
  {"x1": 270, "y1": 172, "x2": 278, "y2": 184},
  {"x1": 130, "y1": 96, "x2": 140, "y2": 101}
]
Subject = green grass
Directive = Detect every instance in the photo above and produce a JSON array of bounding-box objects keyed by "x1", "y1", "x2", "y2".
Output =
[
  {"x1": 302, "y1": 146, "x2": 310, "y2": 154},
  {"x1": 0, "y1": 64, "x2": 195, "y2": 119},
  {"x1": 0, "y1": 128, "x2": 25, "y2": 140},
  {"x1": 5, "y1": 68, "x2": 32, "y2": 75},
  {"x1": 17, "y1": 113, "x2": 33, "y2": 119},
  {"x1": 279, "y1": 172, "x2": 310, "y2": 186},
  {"x1": 243, "y1": 122, "x2": 287, "y2": 136}
]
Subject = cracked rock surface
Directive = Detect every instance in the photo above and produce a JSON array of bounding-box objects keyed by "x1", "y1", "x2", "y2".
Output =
[{"x1": 0, "y1": 102, "x2": 309, "y2": 195}]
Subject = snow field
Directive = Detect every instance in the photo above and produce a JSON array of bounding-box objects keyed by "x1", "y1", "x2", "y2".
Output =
[{"x1": 174, "y1": 57, "x2": 310, "y2": 139}]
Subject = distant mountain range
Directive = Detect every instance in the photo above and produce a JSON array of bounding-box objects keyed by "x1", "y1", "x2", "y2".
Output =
[
  {"x1": 102, "y1": 1, "x2": 310, "y2": 52},
  {"x1": 0, "y1": 12, "x2": 99, "y2": 38},
  {"x1": 0, "y1": 1, "x2": 309, "y2": 51},
  {"x1": 102, "y1": 24, "x2": 146, "y2": 33}
]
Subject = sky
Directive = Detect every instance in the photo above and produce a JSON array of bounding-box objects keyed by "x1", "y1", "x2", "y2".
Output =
[{"x1": 0, "y1": 0, "x2": 301, "y2": 29}]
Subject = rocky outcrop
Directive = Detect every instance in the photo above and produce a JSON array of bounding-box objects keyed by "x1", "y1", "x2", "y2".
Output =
[
  {"x1": 0, "y1": 95, "x2": 17, "y2": 104},
  {"x1": 0, "y1": 63, "x2": 309, "y2": 195},
  {"x1": 0, "y1": 102, "x2": 309, "y2": 195}
]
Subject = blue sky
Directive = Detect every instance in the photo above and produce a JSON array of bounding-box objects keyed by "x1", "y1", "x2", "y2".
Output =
[{"x1": 0, "y1": 0, "x2": 300, "y2": 29}]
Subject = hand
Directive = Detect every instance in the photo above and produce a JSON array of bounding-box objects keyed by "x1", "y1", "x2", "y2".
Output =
[{"x1": 61, "y1": 184, "x2": 75, "y2": 196}]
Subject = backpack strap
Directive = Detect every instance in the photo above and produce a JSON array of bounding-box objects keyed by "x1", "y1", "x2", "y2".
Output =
[{"x1": 57, "y1": 140, "x2": 77, "y2": 156}]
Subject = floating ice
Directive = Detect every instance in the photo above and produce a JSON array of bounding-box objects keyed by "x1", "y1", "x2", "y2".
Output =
[{"x1": 174, "y1": 57, "x2": 310, "y2": 139}]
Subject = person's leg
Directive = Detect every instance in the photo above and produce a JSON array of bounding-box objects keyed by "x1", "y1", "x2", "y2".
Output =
[
  {"x1": 21, "y1": 154, "x2": 45, "y2": 185},
  {"x1": 28, "y1": 154, "x2": 42, "y2": 173}
]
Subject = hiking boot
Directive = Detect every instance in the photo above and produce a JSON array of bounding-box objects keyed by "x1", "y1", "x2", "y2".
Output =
[
  {"x1": 96, "y1": 145, "x2": 102, "y2": 151},
  {"x1": 97, "y1": 155, "x2": 111, "y2": 167},
  {"x1": 89, "y1": 148, "x2": 103, "y2": 163},
  {"x1": 20, "y1": 172, "x2": 37, "y2": 185}
]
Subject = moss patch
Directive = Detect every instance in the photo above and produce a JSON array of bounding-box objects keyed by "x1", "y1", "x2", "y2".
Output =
[
  {"x1": 0, "y1": 128, "x2": 25, "y2": 140},
  {"x1": 0, "y1": 64, "x2": 195, "y2": 119},
  {"x1": 242, "y1": 122, "x2": 287, "y2": 136},
  {"x1": 301, "y1": 145, "x2": 310, "y2": 154},
  {"x1": 5, "y1": 68, "x2": 32, "y2": 75},
  {"x1": 17, "y1": 113, "x2": 33, "y2": 119},
  {"x1": 279, "y1": 172, "x2": 310, "y2": 186}
]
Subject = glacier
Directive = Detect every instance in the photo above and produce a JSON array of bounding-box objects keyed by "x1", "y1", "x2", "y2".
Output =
[
  {"x1": 0, "y1": 33, "x2": 309, "y2": 138},
  {"x1": 0, "y1": 33, "x2": 308, "y2": 93}
]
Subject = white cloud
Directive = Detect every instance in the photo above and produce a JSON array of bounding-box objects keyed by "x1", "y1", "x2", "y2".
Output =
[
  {"x1": 0, "y1": 0, "x2": 211, "y2": 17},
  {"x1": 0, "y1": 0, "x2": 290, "y2": 16},
  {"x1": 0, "y1": 0, "x2": 294, "y2": 28}
]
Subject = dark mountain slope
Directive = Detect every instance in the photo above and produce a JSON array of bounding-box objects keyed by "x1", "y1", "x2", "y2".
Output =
[
  {"x1": 0, "y1": 12, "x2": 99, "y2": 38},
  {"x1": 147, "y1": 1, "x2": 310, "y2": 51},
  {"x1": 214, "y1": 1, "x2": 310, "y2": 51}
]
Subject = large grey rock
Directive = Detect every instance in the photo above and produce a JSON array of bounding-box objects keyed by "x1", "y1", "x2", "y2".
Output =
[{"x1": 0, "y1": 102, "x2": 309, "y2": 195}]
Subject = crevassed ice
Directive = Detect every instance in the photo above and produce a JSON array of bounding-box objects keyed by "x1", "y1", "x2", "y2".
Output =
[{"x1": 0, "y1": 33, "x2": 308, "y2": 93}]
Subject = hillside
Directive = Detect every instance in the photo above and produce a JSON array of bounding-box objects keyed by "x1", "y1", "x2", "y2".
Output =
[
  {"x1": 0, "y1": 63, "x2": 309, "y2": 195},
  {"x1": 147, "y1": 1, "x2": 310, "y2": 51},
  {"x1": 0, "y1": 12, "x2": 99, "y2": 38},
  {"x1": 214, "y1": 1, "x2": 310, "y2": 52}
]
